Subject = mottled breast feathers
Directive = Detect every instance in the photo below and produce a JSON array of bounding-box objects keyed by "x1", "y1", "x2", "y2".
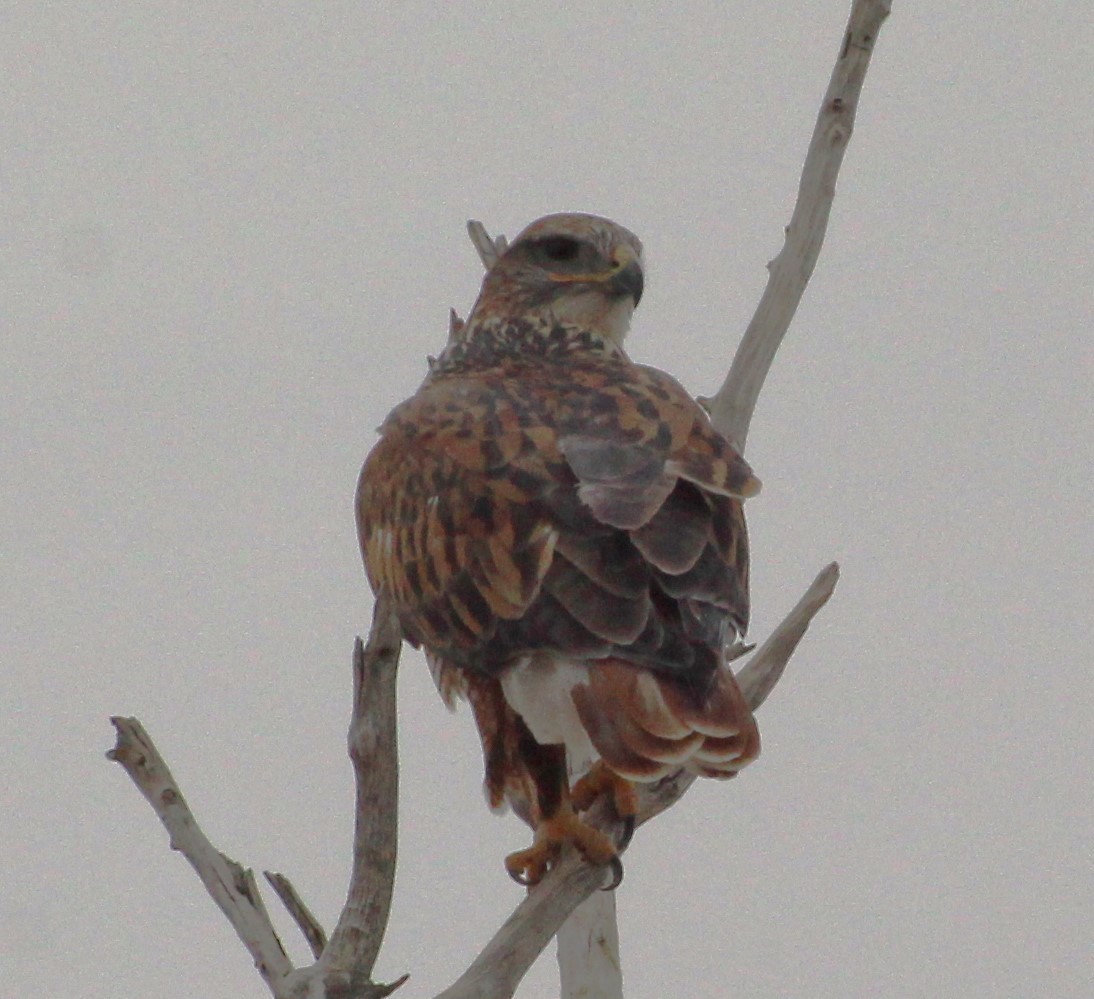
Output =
[{"x1": 356, "y1": 339, "x2": 759, "y2": 694}]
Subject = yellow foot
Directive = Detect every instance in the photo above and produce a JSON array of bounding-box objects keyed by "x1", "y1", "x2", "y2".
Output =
[
  {"x1": 504, "y1": 805, "x2": 620, "y2": 888},
  {"x1": 571, "y1": 762, "x2": 639, "y2": 820}
]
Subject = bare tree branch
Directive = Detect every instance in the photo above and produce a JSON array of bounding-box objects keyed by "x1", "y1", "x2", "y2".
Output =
[
  {"x1": 435, "y1": 854, "x2": 609, "y2": 999},
  {"x1": 737, "y1": 562, "x2": 840, "y2": 712},
  {"x1": 107, "y1": 718, "x2": 295, "y2": 992},
  {"x1": 557, "y1": 892, "x2": 622, "y2": 999},
  {"x1": 706, "y1": 0, "x2": 892, "y2": 449},
  {"x1": 265, "y1": 871, "x2": 328, "y2": 960},
  {"x1": 111, "y1": 466, "x2": 808, "y2": 999},
  {"x1": 466, "y1": 220, "x2": 507, "y2": 270},
  {"x1": 282, "y1": 595, "x2": 408, "y2": 999},
  {"x1": 320, "y1": 604, "x2": 402, "y2": 983},
  {"x1": 109, "y1": 595, "x2": 407, "y2": 999}
]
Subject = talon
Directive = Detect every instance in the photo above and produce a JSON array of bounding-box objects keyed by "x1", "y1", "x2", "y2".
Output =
[
  {"x1": 505, "y1": 840, "x2": 558, "y2": 887},
  {"x1": 616, "y1": 814, "x2": 636, "y2": 853},
  {"x1": 601, "y1": 855, "x2": 624, "y2": 891},
  {"x1": 509, "y1": 869, "x2": 532, "y2": 887}
]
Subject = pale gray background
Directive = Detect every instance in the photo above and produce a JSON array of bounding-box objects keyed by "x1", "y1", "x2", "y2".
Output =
[{"x1": 3, "y1": 4, "x2": 1091, "y2": 997}]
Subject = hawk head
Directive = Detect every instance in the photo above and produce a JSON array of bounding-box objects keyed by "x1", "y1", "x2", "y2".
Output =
[{"x1": 465, "y1": 213, "x2": 645, "y2": 347}]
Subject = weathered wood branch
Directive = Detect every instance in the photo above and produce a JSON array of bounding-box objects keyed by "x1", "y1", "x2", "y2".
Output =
[
  {"x1": 108, "y1": 717, "x2": 296, "y2": 992},
  {"x1": 557, "y1": 891, "x2": 621, "y2": 999},
  {"x1": 109, "y1": 554, "x2": 837, "y2": 998},
  {"x1": 109, "y1": 595, "x2": 407, "y2": 999},
  {"x1": 317, "y1": 606, "x2": 402, "y2": 988},
  {"x1": 265, "y1": 871, "x2": 328, "y2": 960},
  {"x1": 706, "y1": 0, "x2": 892, "y2": 450}
]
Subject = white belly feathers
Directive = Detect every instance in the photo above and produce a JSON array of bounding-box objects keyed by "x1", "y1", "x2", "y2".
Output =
[{"x1": 500, "y1": 656, "x2": 599, "y2": 778}]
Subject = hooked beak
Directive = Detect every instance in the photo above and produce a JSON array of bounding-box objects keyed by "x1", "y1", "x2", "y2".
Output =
[{"x1": 607, "y1": 246, "x2": 643, "y2": 306}]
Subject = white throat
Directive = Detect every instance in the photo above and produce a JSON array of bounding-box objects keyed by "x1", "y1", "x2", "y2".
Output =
[{"x1": 549, "y1": 292, "x2": 635, "y2": 347}]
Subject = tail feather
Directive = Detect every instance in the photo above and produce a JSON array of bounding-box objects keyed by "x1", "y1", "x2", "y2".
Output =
[{"x1": 574, "y1": 657, "x2": 760, "y2": 783}]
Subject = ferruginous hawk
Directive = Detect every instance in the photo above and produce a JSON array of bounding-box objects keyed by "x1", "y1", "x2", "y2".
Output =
[{"x1": 357, "y1": 213, "x2": 760, "y2": 886}]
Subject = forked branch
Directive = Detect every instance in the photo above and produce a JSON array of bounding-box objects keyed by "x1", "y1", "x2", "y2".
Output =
[
  {"x1": 109, "y1": 596, "x2": 408, "y2": 999},
  {"x1": 108, "y1": 719, "x2": 295, "y2": 993},
  {"x1": 109, "y1": 557, "x2": 832, "y2": 999}
]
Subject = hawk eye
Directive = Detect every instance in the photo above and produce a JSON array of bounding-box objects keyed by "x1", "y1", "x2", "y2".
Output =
[{"x1": 538, "y1": 236, "x2": 582, "y2": 263}]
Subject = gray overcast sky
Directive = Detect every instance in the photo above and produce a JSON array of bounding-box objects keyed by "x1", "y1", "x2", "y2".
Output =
[{"x1": 3, "y1": 4, "x2": 1091, "y2": 997}]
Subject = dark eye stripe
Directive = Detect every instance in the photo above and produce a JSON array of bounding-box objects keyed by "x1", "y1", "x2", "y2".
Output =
[{"x1": 538, "y1": 236, "x2": 582, "y2": 263}]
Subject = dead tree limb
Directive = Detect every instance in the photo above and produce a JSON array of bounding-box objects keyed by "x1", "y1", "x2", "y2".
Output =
[
  {"x1": 108, "y1": 558, "x2": 836, "y2": 998},
  {"x1": 109, "y1": 595, "x2": 408, "y2": 999},
  {"x1": 317, "y1": 608, "x2": 402, "y2": 989},
  {"x1": 108, "y1": 718, "x2": 296, "y2": 993},
  {"x1": 707, "y1": 0, "x2": 893, "y2": 450}
]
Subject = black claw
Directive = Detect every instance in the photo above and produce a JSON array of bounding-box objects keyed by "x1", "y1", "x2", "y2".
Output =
[
  {"x1": 616, "y1": 814, "x2": 636, "y2": 853},
  {"x1": 508, "y1": 868, "x2": 534, "y2": 887},
  {"x1": 600, "y1": 855, "x2": 624, "y2": 891}
]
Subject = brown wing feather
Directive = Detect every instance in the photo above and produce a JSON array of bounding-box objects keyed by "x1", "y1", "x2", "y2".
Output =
[
  {"x1": 357, "y1": 349, "x2": 756, "y2": 691},
  {"x1": 356, "y1": 380, "x2": 559, "y2": 665},
  {"x1": 358, "y1": 338, "x2": 762, "y2": 817}
]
